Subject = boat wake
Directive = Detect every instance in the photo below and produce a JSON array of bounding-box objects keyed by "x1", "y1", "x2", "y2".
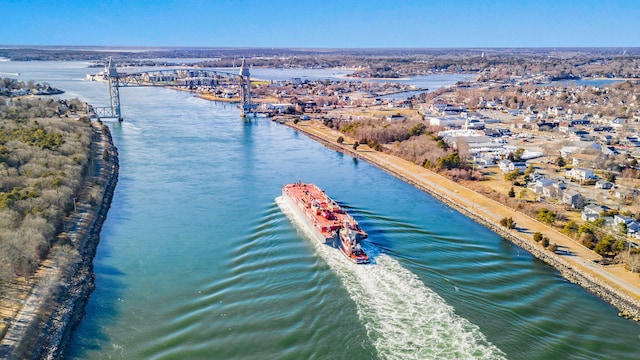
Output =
[{"x1": 277, "y1": 196, "x2": 505, "y2": 360}]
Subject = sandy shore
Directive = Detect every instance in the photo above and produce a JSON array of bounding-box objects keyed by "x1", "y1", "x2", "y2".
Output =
[{"x1": 287, "y1": 119, "x2": 640, "y2": 320}]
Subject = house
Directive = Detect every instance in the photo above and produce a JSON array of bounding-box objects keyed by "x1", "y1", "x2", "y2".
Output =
[
  {"x1": 530, "y1": 177, "x2": 554, "y2": 194},
  {"x1": 429, "y1": 116, "x2": 467, "y2": 128},
  {"x1": 562, "y1": 189, "x2": 583, "y2": 208},
  {"x1": 571, "y1": 153, "x2": 598, "y2": 168},
  {"x1": 499, "y1": 159, "x2": 527, "y2": 174},
  {"x1": 566, "y1": 167, "x2": 596, "y2": 181},
  {"x1": 595, "y1": 180, "x2": 614, "y2": 190},
  {"x1": 570, "y1": 130, "x2": 592, "y2": 141},
  {"x1": 543, "y1": 182, "x2": 563, "y2": 199},
  {"x1": 533, "y1": 121, "x2": 558, "y2": 132},
  {"x1": 613, "y1": 214, "x2": 640, "y2": 234},
  {"x1": 582, "y1": 204, "x2": 607, "y2": 221},
  {"x1": 558, "y1": 121, "x2": 573, "y2": 133},
  {"x1": 548, "y1": 106, "x2": 565, "y2": 116},
  {"x1": 611, "y1": 117, "x2": 626, "y2": 128}
]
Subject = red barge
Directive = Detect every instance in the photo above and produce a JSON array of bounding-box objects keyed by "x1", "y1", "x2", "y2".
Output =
[{"x1": 281, "y1": 182, "x2": 370, "y2": 264}]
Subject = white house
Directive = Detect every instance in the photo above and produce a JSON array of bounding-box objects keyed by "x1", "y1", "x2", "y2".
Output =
[
  {"x1": 566, "y1": 167, "x2": 596, "y2": 181},
  {"x1": 429, "y1": 117, "x2": 467, "y2": 128},
  {"x1": 499, "y1": 160, "x2": 527, "y2": 174}
]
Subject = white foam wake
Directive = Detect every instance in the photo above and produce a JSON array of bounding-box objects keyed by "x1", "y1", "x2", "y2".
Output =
[{"x1": 277, "y1": 196, "x2": 506, "y2": 360}]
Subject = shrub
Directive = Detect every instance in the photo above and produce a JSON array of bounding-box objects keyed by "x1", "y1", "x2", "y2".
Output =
[
  {"x1": 540, "y1": 237, "x2": 550, "y2": 247},
  {"x1": 500, "y1": 217, "x2": 516, "y2": 229}
]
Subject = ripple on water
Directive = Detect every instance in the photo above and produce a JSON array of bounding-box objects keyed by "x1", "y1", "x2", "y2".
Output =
[{"x1": 277, "y1": 196, "x2": 506, "y2": 360}]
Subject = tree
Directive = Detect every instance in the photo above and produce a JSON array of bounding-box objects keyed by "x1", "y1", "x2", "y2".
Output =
[
  {"x1": 508, "y1": 187, "x2": 516, "y2": 198},
  {"x1": 537, "y1": 208, "x2": 556, "y2": 224},
  {"x1": 605, "y1": 172, "x2": 616, "y2": 183},
  {"x1": 556, "y1": 155, "x2": 566, "y2": 167},
  {"x1": 594, "y1": 235, "x2": 615, "y2": 255},
  {"x1": 533, "y1": 232, "x2": 544, "y2": 242},
  {"x1": 436, "y1": 152, "x2": 461, "y2": 170},
  {"x1": 500, "y1": 217, "x2": 516, "y2": 229},
  {"x1": 513, "y1": 148, "x2": 525, "y2": 162},
  {"x1": 524, "y1": 164, "x2": 535, "y2": 178},
  {"x1": 336, "y1": 136, "x2": 344, "y2": 144},
  {"x1": 408, "y1": 123, "x2": 426, "y2": 137},
  {"x1": 562, "y1": 220, "x2": 578, "y2": 236},
  {"x1": 581, "y1": 232, "x2": 596, "y2": 249},
  {"x1": 504, "y1": 169, "x2": 521, "y2": 182},
  {"x1": 540, "y1": 237, "x2": 550, "y2": 247},
  {"x1": 617, "y1": 222, "x2": 628, "y2": 235},
  {"x1": 353, "y1": 141, "x2": 359, "y2": 150}
]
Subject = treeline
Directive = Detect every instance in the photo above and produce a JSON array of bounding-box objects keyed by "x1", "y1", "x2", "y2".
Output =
[
  {"x1": 0, "y1": 97, "x2": 92, "y2": 286},
  {"x1": 326, "y1": 117, "x2": 481, "y2": 180},
  {"x1": 443, "y1": 79, "x2": 640, "y2": 118}
]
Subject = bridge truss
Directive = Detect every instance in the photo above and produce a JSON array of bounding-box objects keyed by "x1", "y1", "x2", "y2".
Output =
[{"x1": 91, "y1": 58, "x2": 253, "y2": 120}]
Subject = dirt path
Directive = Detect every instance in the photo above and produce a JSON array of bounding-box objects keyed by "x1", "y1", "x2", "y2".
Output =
[{"x1": 290, "y1": 120, "x2": 640, "y2": 304}]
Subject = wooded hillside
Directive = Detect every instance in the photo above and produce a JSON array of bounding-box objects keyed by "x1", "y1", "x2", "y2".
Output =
[{"x1": 0, "y1": 97, "x2": 92, "y2": 287}]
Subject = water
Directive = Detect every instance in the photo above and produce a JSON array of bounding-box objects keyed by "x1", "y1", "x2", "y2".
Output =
[{"x1": 2, "y1": 61, "x2": 639, "y2": 359}]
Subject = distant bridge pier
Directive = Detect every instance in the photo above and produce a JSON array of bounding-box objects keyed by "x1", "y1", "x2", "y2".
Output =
[
  {"x1": 107, "y1": 58, "x2": 123, "y2": 121},
  {"x1": 239, "y1": 57, "x2": 253, "y2": 117},
  {"x1": 91, "y1": 57, "x2": 123, "y2": 121}
]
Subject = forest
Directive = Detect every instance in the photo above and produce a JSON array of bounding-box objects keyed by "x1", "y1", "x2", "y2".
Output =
[{"x1": 0, "y1": 96, "x2": 92, "y2": 287}]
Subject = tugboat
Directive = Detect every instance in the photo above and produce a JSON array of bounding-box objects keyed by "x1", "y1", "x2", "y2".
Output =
[
  {"x1": 338, "y1": 220, "x2": 370, "y2": 264},
  {"x1": 281, "y1": 182, "x2": 370, "y2": 264}
]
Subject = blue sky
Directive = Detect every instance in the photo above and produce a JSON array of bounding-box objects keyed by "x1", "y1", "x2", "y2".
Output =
[{"x1": 2, "y1": 0, "x2": 639, "y2": 48}]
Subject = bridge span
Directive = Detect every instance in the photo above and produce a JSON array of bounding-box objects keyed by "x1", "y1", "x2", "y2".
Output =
[{"x1": 91, "y1": 58, "x2": 254, "y2": 120}]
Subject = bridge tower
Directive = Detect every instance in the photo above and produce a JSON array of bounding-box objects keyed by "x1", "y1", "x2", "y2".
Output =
[
  {"x1": 239, "y1": 57, "x2": 251, "y2": 117},
  {"x1": 106, "y1": 58, "x2": 123, "y2": 121}
]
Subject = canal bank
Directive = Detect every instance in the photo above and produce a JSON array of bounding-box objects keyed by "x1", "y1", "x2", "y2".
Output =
[
  {"x1": 0, "y1": 119, "x2": 119, "y2": 360},
  {"x1": 286, "y1": 119, "x2": 640, "y2": 321}
]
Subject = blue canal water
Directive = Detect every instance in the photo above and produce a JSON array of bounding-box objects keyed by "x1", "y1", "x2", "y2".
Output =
[{"x1": 2, "y1": 61, "x2": 639, "y2": 359}]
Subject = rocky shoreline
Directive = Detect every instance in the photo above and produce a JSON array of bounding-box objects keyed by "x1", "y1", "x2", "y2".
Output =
[
  {"x1": 0, "y1": 119, "x2": 119, "y2": 359},
  {"x1": 288, "y1": 121, "x2": 640, "y2": 321}
]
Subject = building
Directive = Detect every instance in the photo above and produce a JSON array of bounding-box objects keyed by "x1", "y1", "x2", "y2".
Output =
[
  {"x1": 562, "y1": 189, "x2": 583, "y2": 208},
  {"x1": 499, "y1": 159, "x2": 527, "y2": 174},
  {"x1": 429, "y1": 116, "x2": 468, "y2": 128},
  {"x1": 581, "y1": 204, "x2": 607, "y2": 221},
  {"x1": 566, "y1": 168, "x2": 596, "y2": 182},
  {"x1": 595, "y1": 180, "x2": 614, "y2": 190}
]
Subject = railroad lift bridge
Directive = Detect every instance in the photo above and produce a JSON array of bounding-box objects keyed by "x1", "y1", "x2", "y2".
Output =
[{"x1": 92, "y1": 57, "x2": 255, "y2": 121}]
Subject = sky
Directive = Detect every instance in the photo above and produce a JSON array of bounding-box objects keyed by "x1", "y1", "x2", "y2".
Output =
[{"x1": 1, "y1": 0, "x2": 639, "y2": 48}]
